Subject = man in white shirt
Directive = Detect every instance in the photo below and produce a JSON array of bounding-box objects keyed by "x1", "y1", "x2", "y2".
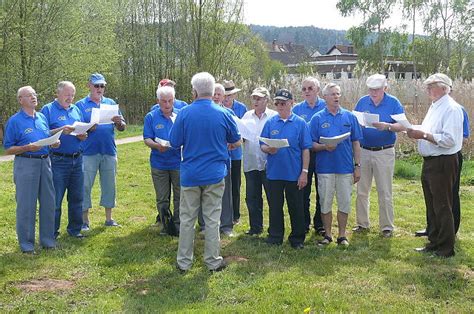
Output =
[
  {"x1": 241, "y1": 87, "x2": 277, "y2": 235},
  {"x1": 407, "y1": 73, "x2": 463, "y2": 258}
]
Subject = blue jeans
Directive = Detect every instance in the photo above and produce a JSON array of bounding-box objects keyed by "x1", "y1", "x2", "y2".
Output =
[
  {"x1": 51, "y1": 154, "x2": 84, "y2": 236},
  {"x1": 244, "y1": 170, "x2": 269, "y2": 234}
]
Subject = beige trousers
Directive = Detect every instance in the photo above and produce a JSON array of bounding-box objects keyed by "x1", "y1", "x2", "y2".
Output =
[
  {"x1": 356, "y1": 147, "x2": 395, "y2": 231},
  {"x1": 177, "y1": 180, "x2": 225, "y2": 270}
]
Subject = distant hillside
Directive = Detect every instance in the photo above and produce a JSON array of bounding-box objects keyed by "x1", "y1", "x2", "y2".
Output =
[{"x1": 249, "y1": 25, "x2": 351, "y2": 55}]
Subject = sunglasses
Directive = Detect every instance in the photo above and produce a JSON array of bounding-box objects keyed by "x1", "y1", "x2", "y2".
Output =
[
  {"x1": 302, "y1": 86, "x2": 314, "y2": 92},
  {"x1": 94, "y1": 84, "x2": 106, "y2": 89}
]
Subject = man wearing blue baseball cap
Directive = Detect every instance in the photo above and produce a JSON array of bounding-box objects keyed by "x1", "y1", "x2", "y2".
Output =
[{"x1": 76, "y1": 73, "x2": 126, "y2": 230}]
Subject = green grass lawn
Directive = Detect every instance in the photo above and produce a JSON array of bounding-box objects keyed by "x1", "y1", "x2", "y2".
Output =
[{"x1": 0, "y1": 141, "x2": 473, "y2": 312}]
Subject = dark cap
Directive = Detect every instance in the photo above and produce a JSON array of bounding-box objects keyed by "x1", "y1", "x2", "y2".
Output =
[{"x1": 274, "y1": 89, "x2": 293, "y2": 101}]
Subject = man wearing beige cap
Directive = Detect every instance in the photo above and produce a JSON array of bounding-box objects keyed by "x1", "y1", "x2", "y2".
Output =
[
  {"x1": 223, "y1": 80, "x2": 247, "y2": 225},
  {"x1": 353, "y1": 74, "x2": 405, "y2": 238},
  {"x1": 241, "y1": 87, "x2": 277, "y2": 235},
  {"x1": 407, "y1": 73, "x2": 463, "y2": 258}
]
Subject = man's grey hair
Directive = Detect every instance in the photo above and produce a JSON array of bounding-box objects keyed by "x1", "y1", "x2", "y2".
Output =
[
  {"x1": 214, "y1": 83, "x2": 225, "y2": 94},
  {"x1": 156, "y1": 85, "x2": 176, "y2": 100},
  {"x1": 17, "y1": 86, "x2": 34, "y2": 99},
  {"x1": 322, "y1": 83, "x2": 341, "y2": 96},
  {"x1": 191, "y1": 72, "x2": 215, "y2": 97},
  {"x1": 302, "y1": 76, "x2": 321, "y2": 90},
  {"x1": 57, "y1": 81, "x2": 75, "y2": 93}
]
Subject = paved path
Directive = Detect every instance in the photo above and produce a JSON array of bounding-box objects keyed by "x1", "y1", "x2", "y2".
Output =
[{"x1": 0, "y1": 136, "x2": 143, "y2": 163}]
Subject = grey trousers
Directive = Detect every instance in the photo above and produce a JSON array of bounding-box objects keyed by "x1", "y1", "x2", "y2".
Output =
[
  {"x1": 13, "y1": 156, "x2": 56, "y2": 252},
  {"x1": 151, "y1": 168, "x2": 180, "y2": 228},
  {"x1": 177, "y1": 179, "x2": 225, "y2": 270}
]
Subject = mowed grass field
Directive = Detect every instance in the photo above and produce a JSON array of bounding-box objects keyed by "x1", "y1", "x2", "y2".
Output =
[{"x1": 0, "y1": 141, "x2": 473, "y2": 312}]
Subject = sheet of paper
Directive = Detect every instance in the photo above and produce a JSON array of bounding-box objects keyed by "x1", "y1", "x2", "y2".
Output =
[
  {"x1": 32, "y1": 130, "x2": 63, "y2": 147},
  {"x1": 353, "y1": 111, "x2": 379, "y2": 128},
  {"x1": 391, "y1": 113, "x2": 414, "y2": 129},
  {"x1": 97, "y1": 104, "x2": 119, "y2": 124},
  {"x1": 233, "y1": 116, "x2": 256, "y2": 141},
  {"x1": 155, "y1": 137, "x2": 171, "y2": 147},
  {"x1": 319, "y1": 132, "x2": 351, "y2": 145},
  {"x1": 70, "y1": 121, "x2": 95, "y2": 135},
  {"x1": 258, "y1": 136, "x2": 289, "y2": 148}
]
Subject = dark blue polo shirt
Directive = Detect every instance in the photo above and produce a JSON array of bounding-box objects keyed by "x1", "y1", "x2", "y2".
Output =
[
  {"x1": 310, "y1": 107, "x2": 363, "y2": 174},
  {"x1": 143, "y1": 108, "x2": 181, "y2": 170},
  {"x1": 292, "y1": 98, "x2": 326, "y2": 122},
  {"x1": 4, "y1": 110, "x2": 50, "y2": 156},
  {"x1": 41, "y1": 100, "x2": 84, "y2": 154},
  {"x1": 260, "y1": 113, "x2": 312, "y2": 181},
  {"x1": 76, "y1": 96, "x2": 120, "y2": 156},
  {"x1": 169, "y1": 98, "x2": 241, "y2": 187},
  {"x1": 354, "y1": 93, "x2": 404, "y2": 147}
]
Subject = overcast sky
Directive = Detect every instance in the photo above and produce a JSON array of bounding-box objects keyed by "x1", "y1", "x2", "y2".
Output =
[{"x1": 243, "y1": 0, "x2": 425, "y2": 34}]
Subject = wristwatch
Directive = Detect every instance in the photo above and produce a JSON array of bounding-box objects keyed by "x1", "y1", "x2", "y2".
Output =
[
  {"x1": 354, "y1": 163, "x2": 361, "y2": 167},
  {"x1": 423, "y1": 133, "x2": 428, "y2": 139},
  {"x1": 302, "y1": 169, "x2": 309, "y2": 173}
]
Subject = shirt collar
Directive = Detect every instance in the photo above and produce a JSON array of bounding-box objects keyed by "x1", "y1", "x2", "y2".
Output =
[
  {"x1": 432, "y1": 94, "x2": 450, "y2": 109},
  {"x1": 53, "y1": 99, "x2": 72, "y2": 111},
  {"x1": 323, "y1": 106, "x2": 342, "y2": 116},
  {"x1": 278, "y1": 112, "x2": 296, "y2": 122},
  {"x1": 20, "y1": 109, "x2": 37, "y2": 119}
]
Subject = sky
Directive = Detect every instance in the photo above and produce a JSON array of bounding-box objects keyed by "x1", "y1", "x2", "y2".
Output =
[{"x1": 243, "y1": 0, "x2": 425, "y2": 34}]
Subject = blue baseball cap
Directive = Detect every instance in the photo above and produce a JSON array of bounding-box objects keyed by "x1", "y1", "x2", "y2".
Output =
[
  {"x1": 89, "y1": 73, "x2": 107, "y2": 85},
  {"x1": 274, "y1": 89, "x2": 293, "y2": 101}
]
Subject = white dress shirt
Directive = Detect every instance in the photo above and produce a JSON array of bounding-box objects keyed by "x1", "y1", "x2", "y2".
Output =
[
  {"x1": 418, "y1": 94, "x2": 463, "y2": 157},
  {"x1": 242, "y1": 107, "x2": 278, "y2": 172}
]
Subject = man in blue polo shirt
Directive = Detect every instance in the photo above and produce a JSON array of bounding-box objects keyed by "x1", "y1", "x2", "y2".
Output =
[
  {"x1": 292, "y1": 76, "x2": 326, "y2": 235},
  {"x1": 4, "y1": 86, "x2": 59, "y2": 253},
  {"x1": 222, "y1": 80, "x2": 247, "y2": 225},
  {"x1": 170, "y1": 72, "x2": 241, "y2": 272},
  {"x1": 310, "y1": 83, "x2": 362, "y2": 247},
  {"x1": 144, "y1": 85, "x2": 181, "y2": 236},
  {"x1": 260, "y1": 89, "x2": 312, "y2": 249},
  {"x1": 41, "y1": 81, "x2": 88, "y2": 239},
  {"x1": 76, "y1": 73, "x2": 126, "y2": 230},
  {"x1": 353, "y1": 74, "x2": 405, "y2": 238}
]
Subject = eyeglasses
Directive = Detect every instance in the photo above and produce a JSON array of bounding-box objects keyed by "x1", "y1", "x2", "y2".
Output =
[
  {"x1": 94, "y1": 84, "x2": 106, "y2": 89},
  {"x1": 274, "y1": 101, "x2": 287, "y2": 106},
  {"x1": 302, "y1": 86, "x2": 314, "y2": 92}
]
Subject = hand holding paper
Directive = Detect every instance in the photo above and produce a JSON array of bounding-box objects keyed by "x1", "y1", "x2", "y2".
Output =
[
  {"x1": 31, "y1": 130, "x2": 63, "y2": 147},
  {"x1": 70, "y1": 121, "x2": 95, "y2": 135},
  {"x1": 258, "y1": 137, "x2": 289, "y2": 148},
  {"x1": 353, "y1": 111, "x2": 379, "y2": 128},
  {"x1": 319, "y1": 132, "x2": 351, "y2": 146}
]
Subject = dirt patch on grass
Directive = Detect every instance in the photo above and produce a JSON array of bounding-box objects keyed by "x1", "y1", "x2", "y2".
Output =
[
  {"x1": 224, "y1": 255, "x2": 249, "y2": 263},
  {"x1": 16, "y1": 278, "x2": 74, "y2": 292},
  {"x1": 129, "y1": 216, "x2": 147, "y2": 222}
]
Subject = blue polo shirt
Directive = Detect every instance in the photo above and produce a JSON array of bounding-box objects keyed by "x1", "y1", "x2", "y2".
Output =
[
  {"x1": 260, "y1": 113, "x2": 312, "y2": 181},
  {"x1": 292, "y1": 98, "x2": 326, "y2": 122},
  {"x1": 76, "y1": 96, "x2": 120, "y2": 156},
  {"x1": 143, "y1": 108, "x2": 181, "y2": 170},
  {"x1": 4, "y1": 110, "x2": 50, "y2": 156},
  {"x1": 309, "y1": 107, "x2": 363, "y2": 174},
  {"x1": 354, "y1": 93, "x2": 404, "y2": 147},
  {"x1": 169, "y1": 98, "x2": 241, "y2": 187},
  {"x1": 41, "y1": 100, "x2": 84, "y2": 154},
  {"x1": 461, "y1": 107, "x2": 470, "y2": 138},
  {"x1": 228, "y1": 100, "x2": 247, "y2": 161},
  {"x1": 151, "y1": 99, "x2": 188, "y2": 111}
]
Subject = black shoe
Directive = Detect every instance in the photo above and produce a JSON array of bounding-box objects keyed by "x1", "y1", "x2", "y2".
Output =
[
  {"x1": 352, "y1": 226, "x2": 369, "y2": 233},
  {"x1": 431, "y1": 250, "x2": 455, "y2": 258},
  {"x1": 414, "y1": 247, "x2": 434, "y2": 253},
  {"x1": 316, "y1": 228, "x2": 326, "y2": 237},
  {"x1": 245, "y1": 230, "x2": 261, "y2": 236},
  {"x1": 210, "y1": 260, "x2": 227, "y2": 272},
  {"x1": 72, "y1": 233, "x2": 85, "y2": 238},
  {"x1": 265, "y1": 238, "x2": 282, "y2": 246},
  {"x1": 291, "y1": 243, "x2": 304, "y2": 249},
  {"x1": 22, "y1": 250, "x2": 36, "y2": 255},
  {"x1": 415, "y1": 229, "x2": 428, "y2": 237},
  {"x1": 382, "y1": 230, "x2": 393, "y2": 238},
  {"x1": 175, "y1": 263, "x2": 188, "y2": 274}
]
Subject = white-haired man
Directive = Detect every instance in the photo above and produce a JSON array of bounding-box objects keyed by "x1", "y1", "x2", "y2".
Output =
[
  {"x1": 408, "y1": 73, "x2": 463, "y2": 258},
  {"x1": 170, "y1": 72, "x2": 241, "y2": 272},
  {"x1": 144, "y1": 86, "x2": 181, "y2": 235},
  {"x1": 353, "y1": 74, "x2": 405, "y2": 238}
]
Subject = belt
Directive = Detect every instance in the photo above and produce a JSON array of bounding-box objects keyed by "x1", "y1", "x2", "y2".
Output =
[
  {"x1": 361, "y1": 144, "x2": 394, "y2": 151},
  {"x1": 423, "y1": 154, "x2": 456, "y2": 161},
  {"x1": 17, "y1": 153, "x2": 49, "y2": 159},
  {"x1": 52, "y1": 152, "x2": 81, "y2": 158}
]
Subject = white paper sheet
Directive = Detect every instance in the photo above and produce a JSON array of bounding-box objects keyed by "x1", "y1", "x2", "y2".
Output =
[
  {"x1": 233, "y1": 116, "x2": 256, "y2": 141},
  {"x1": 390, "y1": 113, "x2": 421, "y2": 129},
  {"x1": 90, "y1": 104, "x2": 119, "y2": 125},
  {"x1": 32, "y1": 130, "x2": 63, "y2": 147},
  {"x1": 155, "y1": 137, "x2": 171, "y2": 147},
  {"x1": 319, "y1": 132, "x2": 351, "y2": 145},
  {"x1": 353, "y1": 111, "x2": 379, "y2": 128},
  {"x1": 70, "y1": 121, "x2": 95, "y2": 135},
  {"x1": 258, "y1": 136, "x2": 289, "y2": 148}
]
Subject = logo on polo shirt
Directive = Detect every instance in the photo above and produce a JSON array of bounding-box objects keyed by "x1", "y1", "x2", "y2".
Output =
[
  {"x1": 156, "y1": 124, "x2": 164, "y2": 129},
  {"x1": 271, "y1": 130, "x2": 279, "y2": 135},
  {"x1": 300, "y1": 114, "x2": 307, "y2": 119},
  {"x1": 322, "y1": 122, "x2": 330, "y2": 128},
  {"x1": 85, "y1": 108, "x2": 93, "y2": 112},
  {"x1": 58, "y1": 115, "x2": 66, "y2": 121},
  {"x1": 24, "y1": 128, "x2": 33, "y2": 135}
]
